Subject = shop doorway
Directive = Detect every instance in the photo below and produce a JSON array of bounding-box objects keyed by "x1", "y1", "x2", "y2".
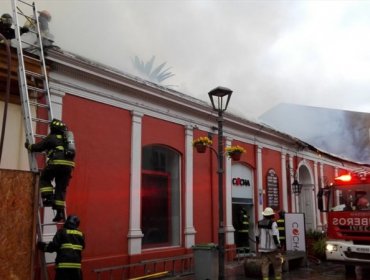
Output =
[{"x1": 232, "y1": 203, "x2": 254, "y2": 253}]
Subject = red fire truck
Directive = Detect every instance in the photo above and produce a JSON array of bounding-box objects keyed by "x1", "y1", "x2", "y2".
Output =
[{"x1": 318, "y1": 172, "x2": 370, "y2": 274}]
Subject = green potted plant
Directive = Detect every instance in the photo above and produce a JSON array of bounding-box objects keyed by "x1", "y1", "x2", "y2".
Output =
[
  {"x1": 312, "y1": 236, "x2": 327, "y2": 260},
  {"x1": 306, "y1": 229, "x2": 327, "y2": 260}
]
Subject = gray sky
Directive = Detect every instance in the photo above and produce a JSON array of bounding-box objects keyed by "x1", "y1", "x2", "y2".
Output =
[{"x1": 4, "y1": 0, "x2": 370, "y2": 120}]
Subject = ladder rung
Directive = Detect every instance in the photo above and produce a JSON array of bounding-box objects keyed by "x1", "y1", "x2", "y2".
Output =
[
  {"x1": 20, "y1": 40, "x2": 41, "y2": 49},
  {"x1": 42, "y1": 222, "x2": 64, "y2": 227},
  {"x1": 28, "y1": 85, "x2": 46, "y2": 93},
  {"x1": 18, "y1": 0, "x2": 33, "y2": 7},
  {"x1": 25, "y1": 70, "x2": 45, "y2": 79},
  {"x1": 32, "y1": 117, "x2": 49, "y2": 124},
  {"x1": 25, "y1": 29, "x2": 38, "y2": 35},
  {"x1": 23, "y1": 54, "x2": 40, "y2": 62},
  {"x1": 29, "y1": 100, "x2": 49, "y2": 108},
  {"x1": 34, "y1": 133, "x2": 47, "y2": 139}
]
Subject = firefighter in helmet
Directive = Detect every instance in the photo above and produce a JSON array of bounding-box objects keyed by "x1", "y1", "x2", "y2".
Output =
[
  {"x1": 25, "y1": 119, "x2": 75, "y2": 222},
  {"x1": 255, "y1": 207, "x2": 282, "y2": 280},
  {"x1": 38, "y1": 215, "x2": 85, "y2": 280},
  {"x1": 0, "y1": 13, "x2": 29, "y2": 40}
]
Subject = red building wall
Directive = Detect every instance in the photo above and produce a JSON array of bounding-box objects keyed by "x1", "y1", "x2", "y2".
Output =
[
  {"x1": 233, "y1": 140, "x2": 255, "y2": 169},
  {"x1": 52, "y1": 92, "x2": 360, "y2": 279},
  {"x1": 63, "y1": 94, "x2": 131, "y2": 265},
  {"x1": 192, "y1": 131, "x2": 216, "y2": 243}
]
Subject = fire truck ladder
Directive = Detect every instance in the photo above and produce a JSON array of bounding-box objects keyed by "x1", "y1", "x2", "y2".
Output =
[{"x1": 11, "y1": 1, "x2": 55, "y2": 279}]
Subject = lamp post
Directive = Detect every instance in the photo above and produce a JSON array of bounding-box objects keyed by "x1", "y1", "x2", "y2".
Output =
[
  {"x1": 292, "y1": 179, "x2": 302, "y2": 212},
  {"x1": 208, "y1": 86, "x2": 232, "y2": 280}
]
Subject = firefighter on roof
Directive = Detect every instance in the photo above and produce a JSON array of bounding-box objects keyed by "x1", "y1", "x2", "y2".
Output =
[
  {"x1": 0, "y1": 13, "x2": 28, "y2": 41},
  {"x1": 38, "y1": 215, "x2": 85, "y2": 280},
  {"x1": 25, "y1": 118, "x2": 75, "y2": 222}
]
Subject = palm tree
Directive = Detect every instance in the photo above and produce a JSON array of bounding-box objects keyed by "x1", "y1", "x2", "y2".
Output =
[{"x1": 132, "y1": 55, "x2": 175, "y2": 84}]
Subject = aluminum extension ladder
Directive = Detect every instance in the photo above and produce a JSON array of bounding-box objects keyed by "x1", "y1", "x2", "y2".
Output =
[{"x1": 11, "y1": 1, "x2": 54, "y2": 279}]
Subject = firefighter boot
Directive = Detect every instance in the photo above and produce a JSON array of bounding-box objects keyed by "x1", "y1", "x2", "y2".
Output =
[
  {"x1": 53, "y1": 209, "x2": 65, "y2": 222},
  {"x1": 42, "y1": 197, "x2": 53, "y2": 207}
]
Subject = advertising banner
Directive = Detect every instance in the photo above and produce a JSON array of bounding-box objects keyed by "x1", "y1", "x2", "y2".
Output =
[{"x1": 285, "y1": 213, "x2": 306, "y2": 251}]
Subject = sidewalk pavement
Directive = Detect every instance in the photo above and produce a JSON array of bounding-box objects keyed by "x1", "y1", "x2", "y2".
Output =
[{"x1": 174, "y1": 259, "x2": 348, "y2": 280}]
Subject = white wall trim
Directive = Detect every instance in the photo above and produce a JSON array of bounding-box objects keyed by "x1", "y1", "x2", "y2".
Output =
[
  {"x1": 225, "y1": 137, "x2": 235, "y2": 244},
  {"x1": 257, "y1": 146, "x2": 263, "y2": 221},
  {"x1": 281, "y1": 150, "x2": 288, "y2": 212},
  {"x1": 184, "y1": 125, "x2": 196, "y2": 248},
  {"x1": 128, "y1": 111, "x2": 144, "y2": 255}
]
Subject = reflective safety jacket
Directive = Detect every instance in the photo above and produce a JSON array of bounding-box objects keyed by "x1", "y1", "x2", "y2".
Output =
[
  {"x1": 256, "y1": 218, "x2": 280, "y2": 252},
  {"x1": 28, "y1": 133, "x2": 75, "y2": 167},
  {"x1": 44, "y1": 228, "x2": 85, "y2": 269},
  {"x1": 277, "y1": 218, "x2": 285, "y2": 242},
  {"x1": 239, "y1": 212, "x2": 249, "y2": 233}
]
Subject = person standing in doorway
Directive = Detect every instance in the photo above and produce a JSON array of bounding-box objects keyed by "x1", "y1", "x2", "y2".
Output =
[
  {"x1": 238, "y1": 208, "x2": 250, "y2": 251},
  {"x1": 256, "y1": 207, "x2": 282, "y2": 280}
]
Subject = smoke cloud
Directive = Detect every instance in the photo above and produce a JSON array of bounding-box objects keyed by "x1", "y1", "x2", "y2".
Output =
[{"x1": 3, "y1": 0, "x2": 370, "y2": 120}]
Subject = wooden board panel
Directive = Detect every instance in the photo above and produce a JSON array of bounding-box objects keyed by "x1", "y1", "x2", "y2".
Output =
[{"x1": 0, "y1": 169, "x2": 36, "y2": 280}]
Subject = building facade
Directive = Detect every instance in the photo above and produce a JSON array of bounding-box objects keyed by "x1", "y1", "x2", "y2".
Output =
[{"x1": 0, "y1": 47, "x2": 363, "y2": 279}]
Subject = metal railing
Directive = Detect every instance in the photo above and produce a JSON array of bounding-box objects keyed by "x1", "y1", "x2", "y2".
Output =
[
  {"x1": 93, "y1": 246, "x2": 258, "y2": 279},
  {"x1": 93, "y1": 254, "x2": 194, "y2": 280},
  {"x1": 225, "y1": 246, "x2": 256, "y2": 264}
]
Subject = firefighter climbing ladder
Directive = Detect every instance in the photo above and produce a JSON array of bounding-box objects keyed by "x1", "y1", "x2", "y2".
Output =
[{"x1": 11, "y1": 0, "x2": 53, "y2": 279}]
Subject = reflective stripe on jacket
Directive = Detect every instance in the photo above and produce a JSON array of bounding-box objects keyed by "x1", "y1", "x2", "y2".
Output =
[
  {"x1": 277, "y1": 218, "x2": 285, "y2": 241},
  {"x1": 29, "y1": 133, "x2": 75, "y2": 167},
  {"x1": 45, "y1": 228, "x2": 85, "y2": 268}
]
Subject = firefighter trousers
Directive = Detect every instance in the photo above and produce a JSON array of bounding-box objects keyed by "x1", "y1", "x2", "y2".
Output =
[
  {"x1": 55, "y1": 268, "x2": 82, "y2": 280},
  {"x1": 260, "y1": 251, "x2": 282, "y2": 280},
  {"x1": 39, "y1": 164, "x2": 73, "y2": 210}
]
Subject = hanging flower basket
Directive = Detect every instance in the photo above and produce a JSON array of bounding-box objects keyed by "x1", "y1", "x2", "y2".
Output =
[
  {"x1": 192, "y1": 136, "x2": 212, "y2": 153},
  {"x1": 225, "y1": 145, "x2": 246, "y2": 161},
  {"x1": 230, "y1": 151, "x2": 242, "y2": 161},
  {"x1": 194, "y1": 143, "x2": 207, "y2": 153}
]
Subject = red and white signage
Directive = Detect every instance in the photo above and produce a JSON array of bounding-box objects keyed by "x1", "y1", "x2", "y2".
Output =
[{"x1": 285, "y1": 213, "x2": 306, "y2": 252}]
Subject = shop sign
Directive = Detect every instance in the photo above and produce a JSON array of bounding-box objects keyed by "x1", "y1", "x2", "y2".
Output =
[
  {"x1": 232, "y1": 177, "x2": 250, "y2": 187},
  {"x1": 285, "y1": 213, "x2": 306, "y2": 252},
  {"x1": 231, "y1": 164, "x2": 253, "y2": 199}
]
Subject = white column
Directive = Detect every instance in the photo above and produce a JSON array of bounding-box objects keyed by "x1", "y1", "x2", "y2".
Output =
[
  {"x1": 225, "y1": 138, "x2": 235, "y2": 244},
  {"x1": 319, "y1": 162, "x2": 327, "y2": 225},
  {"x1": 314, "y1": 161, "x2": 322, "y2": 229},
  {"x1": 49, "y1": 84, "x2": 65, "y2": 120},
  {"x1": 184, "y1": 125, "x2": 196, "y2": 248},
  {"x1": 257, "y1": 146, "x2": 263, "y2": 220},
  {"x1": 289, "y1": 155, "x2": 296, "y2": 213},
  {"x1": 281, "y1": 150, "x2": 288, "y2": 211},
  {"x1": 128, "y1": 111, "x2": 144, "y2": 255}
]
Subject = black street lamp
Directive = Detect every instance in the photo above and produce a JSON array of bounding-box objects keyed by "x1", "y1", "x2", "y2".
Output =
[
  {"x1": 292, "y1": 179, "x2": 302, "y2": 195},
  {"x1": 208, "y1": 86, "x2": 233, "y2": 280},
  {"x1": 292, "y1": 178, "x2": 302, "y2": 212}
]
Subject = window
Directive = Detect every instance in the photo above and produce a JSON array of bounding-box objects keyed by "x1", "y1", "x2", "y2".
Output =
[{"x1": 141, "y1": 145, "x2": 181, "y2": 248}]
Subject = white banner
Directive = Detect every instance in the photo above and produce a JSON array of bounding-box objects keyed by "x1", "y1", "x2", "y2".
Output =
[{"x1": 285, "y1": 213, "x2": 306, "y2": 252}]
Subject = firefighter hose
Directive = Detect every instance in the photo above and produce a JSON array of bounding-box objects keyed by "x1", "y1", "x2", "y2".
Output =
[{"x1": 0, "y1": 34, "x2": 11, "y2": 164}]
